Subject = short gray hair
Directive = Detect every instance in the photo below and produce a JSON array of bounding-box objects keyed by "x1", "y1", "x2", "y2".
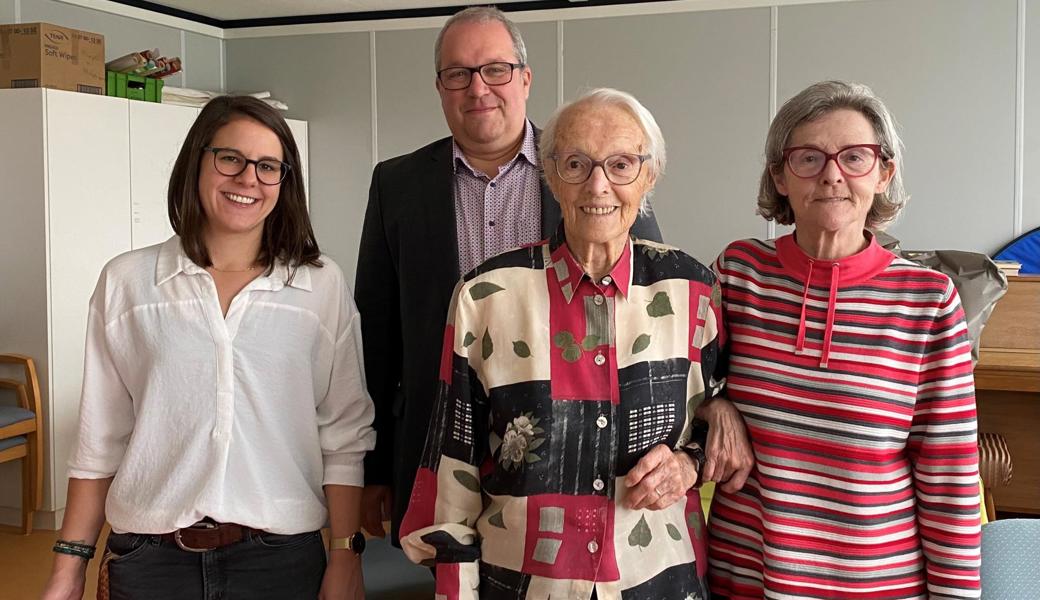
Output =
[
  {"x1": 539, "y1": 88, "x2": 666, "y2": 211},
  {"x1": 758, "y1": 80, "x2": 907, "y2": 229},
  {"x1": 434, "y1": 7, "x2": 527, "y2": 71}
]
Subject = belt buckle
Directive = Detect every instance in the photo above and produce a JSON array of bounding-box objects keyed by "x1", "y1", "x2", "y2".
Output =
[{"x1": 174, "y1": 521, "x2": 219, "y2": 552}]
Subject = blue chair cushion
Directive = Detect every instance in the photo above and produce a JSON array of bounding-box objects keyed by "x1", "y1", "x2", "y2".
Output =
[
  {"x1": 0, "y1": 435, "x2": 27, "y2": 452},
  {"x1": 981, "y1": 519, "x2": 1040, "y2": 599},
  {"x1": 0, "y1": 405, "x2": 34, "y2": 427}
]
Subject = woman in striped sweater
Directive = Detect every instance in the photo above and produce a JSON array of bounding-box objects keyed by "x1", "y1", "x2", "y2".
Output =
[{"x1": 707, "y1": 81, "x2": 981, "y2": 600}]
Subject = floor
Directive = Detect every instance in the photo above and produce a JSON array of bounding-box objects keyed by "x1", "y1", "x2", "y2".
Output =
[
  {"x1": 0, "y1": 527, "x2": 433, "y2": 599},
  {"x1": 0, "y1": 526, "x2": 101, "y2": 599}
]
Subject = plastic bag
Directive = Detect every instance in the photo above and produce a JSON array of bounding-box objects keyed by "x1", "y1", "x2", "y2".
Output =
[{"x1": 875, "y1": 232, "x2": 1008, "y2": 365}]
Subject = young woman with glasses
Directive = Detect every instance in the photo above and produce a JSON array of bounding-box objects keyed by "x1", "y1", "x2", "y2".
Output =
[{"x1": 42, "y1": 96, "x2": 374, "y2": 600}]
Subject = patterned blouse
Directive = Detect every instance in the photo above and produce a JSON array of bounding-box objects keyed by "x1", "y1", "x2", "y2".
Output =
[{"x1": 400, "y1": 227, "x2": 725, "y2": 600}]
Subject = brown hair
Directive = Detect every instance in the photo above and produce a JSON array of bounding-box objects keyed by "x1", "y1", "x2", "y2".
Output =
[{"x1": 167, "y1": 95, "x2": 321, "y2": 280}]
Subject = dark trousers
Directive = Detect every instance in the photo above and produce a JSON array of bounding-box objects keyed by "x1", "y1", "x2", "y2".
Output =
[{"x1": 105, "y1": 530, "x2": 326, "y2": 600}]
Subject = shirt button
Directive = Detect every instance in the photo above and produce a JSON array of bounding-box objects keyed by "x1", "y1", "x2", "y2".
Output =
[
  {"x1": 587, "y1": 540, "x2": 599, "y2": 553},
  {"x1": 488, "y1": 220, "x2": 495, "y2": 226},
  {"x1": 594, "y1": 354, "x2": 606, "y2": 366},
  {"x1": 601, "y1": 276, "x2": 612, "y2": 286},
  {"x1": 596, "y1": 415, "x2": 608, "y2": 429},
  {"x1": 593, "y1": 294, "x2": 604, "y2": 306},
  {"x1": 593, "y1": 478, "x2": 604, "y2": 491},
  {"x1": 490, "y1": 182, "x2": 496, "y2": 188}
]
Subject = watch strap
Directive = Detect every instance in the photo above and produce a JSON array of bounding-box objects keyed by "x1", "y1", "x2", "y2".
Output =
[{"x1": 330, "y1": 532, "x2": 365, "y2": 554}]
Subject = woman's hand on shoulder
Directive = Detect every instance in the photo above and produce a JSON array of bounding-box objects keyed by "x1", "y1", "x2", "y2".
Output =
[{"x1": 696, "y1": 397, "x2": 754, "y2": 493}]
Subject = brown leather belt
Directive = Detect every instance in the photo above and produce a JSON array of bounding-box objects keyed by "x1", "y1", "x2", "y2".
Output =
[{"x1": 159, "y1": 521, "x2": 260, "y2": 552}]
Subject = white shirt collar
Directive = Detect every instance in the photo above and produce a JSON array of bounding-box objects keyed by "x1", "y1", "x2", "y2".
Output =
[{"x1": 155, "y1": 236, "x2": 313, "y2": 292}]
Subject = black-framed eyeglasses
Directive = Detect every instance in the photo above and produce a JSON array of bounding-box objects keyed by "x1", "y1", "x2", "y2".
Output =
[
  {"x1": 550, "y1": 152, "x2": 651, "y2": 185},
  {"x1": 437, "y1": 62, "x2": 524, "y2": 90},
  {"x1": 204, "y1": 146, "x2": 291, "y2": 185},
  {"x1": 781, "y1": 144, "x2": 885, "y2": 179}
]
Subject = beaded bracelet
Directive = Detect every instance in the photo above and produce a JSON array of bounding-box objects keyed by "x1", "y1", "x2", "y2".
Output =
[{"x1": 53, "y1": 539, "x2": 96, "y2": 560}]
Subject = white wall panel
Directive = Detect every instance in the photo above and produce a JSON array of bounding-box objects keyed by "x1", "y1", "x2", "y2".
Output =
[
  {"x1": 226, "y1": 32, "x2": 371, "y2": 278},
  {"x1": 374, "y1": 27, "x2": 446, "y2": 162},
  {"x1": 564, "y1": 9, "x2": 772, "y2": 263},
  {"x1": 779, "y1": 0, "x2": 1018, "y2": 254},
  {"x1": 185, "y1": 32, "x2": 224, "y2": 92},
  {"x1": 514, "y1": 21, "x2": 559, "y2": 130}
]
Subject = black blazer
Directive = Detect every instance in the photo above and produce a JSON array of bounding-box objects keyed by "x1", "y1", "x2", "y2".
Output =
[{"x1": 354, "y1": 133, "x2": 663, "y2": 545}]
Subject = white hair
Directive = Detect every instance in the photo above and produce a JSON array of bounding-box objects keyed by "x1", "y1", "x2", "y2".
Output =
[{"x1": 539, "y1": 87, "x2": 666, "y2": 211}]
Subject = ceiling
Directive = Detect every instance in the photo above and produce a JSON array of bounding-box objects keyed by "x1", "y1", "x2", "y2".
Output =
[{"x1": 116, "y1": 0, "x2": 588, "y2": 27}]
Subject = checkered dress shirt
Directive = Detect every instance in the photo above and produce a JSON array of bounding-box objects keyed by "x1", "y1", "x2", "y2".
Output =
[{"x1": 452, "y1": 120, "x2": 542, "y2": 275}]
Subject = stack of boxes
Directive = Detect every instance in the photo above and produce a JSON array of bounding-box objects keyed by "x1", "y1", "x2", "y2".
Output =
[{"x1": 1, "y1": 22, "x2": 170, "y2": 102}]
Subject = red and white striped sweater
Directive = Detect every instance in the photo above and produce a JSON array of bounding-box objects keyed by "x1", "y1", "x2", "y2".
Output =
[{"x1": 708, "y1": 234, "x2": 981, "y2": 600}]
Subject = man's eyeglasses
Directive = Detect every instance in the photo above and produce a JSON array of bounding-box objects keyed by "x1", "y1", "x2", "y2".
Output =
[
  {"x1": 437, "y1": 62, "x2": 524, "y2": 90},
  {"x1": 204, "y1": 147, "x2": 291, "y2": 185},
  {"x1": 781, "y1": 144, "x2": 885, "y2": 179},
  {"x1": 550, "y1": 152, "x2": 651, "y2": 185}
]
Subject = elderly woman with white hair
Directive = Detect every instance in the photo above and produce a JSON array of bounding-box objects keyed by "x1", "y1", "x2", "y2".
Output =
[
  {"x1": 399, "y1": 87, "x2": 752, "y2": 599},
  {"x1": 708, "y1": 80, "x2": 981, "y2": 599}
]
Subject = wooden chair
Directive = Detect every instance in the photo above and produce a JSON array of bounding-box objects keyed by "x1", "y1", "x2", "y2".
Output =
[
  {"x1": 0, "y1": 353, "x2": 43, "y2": 534},
  {"x1": 978, "y1": 432, "x2": 1014, "y2": 522}
]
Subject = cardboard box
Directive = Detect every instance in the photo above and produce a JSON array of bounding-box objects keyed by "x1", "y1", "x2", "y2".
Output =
[{"x1": 0, "y1": 23, "x2": 105, "y2": 94}]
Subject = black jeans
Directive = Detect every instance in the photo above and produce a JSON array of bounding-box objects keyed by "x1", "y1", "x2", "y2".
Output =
[{"x1": 105, "y1": 530, "x2": 326, "y2": 600}]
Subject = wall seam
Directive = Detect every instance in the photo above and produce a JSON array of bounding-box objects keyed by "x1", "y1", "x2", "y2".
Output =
[
  {"x1": 219, "y1": 38, "x2": 226, "y2": 92},
  {"x1": 14, "y1": 0, "x2": 20, "y2": 22},
  {"x1": 371, "y1": 31, "x2": 378, "y2": 167},
  {"x1": 179, "y1": 30, "x2": 187, "y2": 88},
  {"x1": 1016, "y1": 0, "x2": 1026, "y2": 238},
  {"x1": 766, "y1": 5, "x2": 779, "y2": 240},
  {"x1": 557, "y1": 20, "x2": 564, "y2": 106}
]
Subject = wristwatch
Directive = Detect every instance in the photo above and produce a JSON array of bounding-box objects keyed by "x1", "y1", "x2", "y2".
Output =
[
  {"x1": 681, "y1": 444, "x2": 707, "y2": 479},
  {"x1": 329, "y1": 531, "x2": 366, "y2": 555}
]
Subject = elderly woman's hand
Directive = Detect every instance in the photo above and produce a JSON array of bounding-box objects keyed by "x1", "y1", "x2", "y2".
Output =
[
  {"x1": 695, "y1": 397, "x2": 753, "y2": 493},
  {"x1": 624, "y1": 444, "x2": 699, "y2": 511}
]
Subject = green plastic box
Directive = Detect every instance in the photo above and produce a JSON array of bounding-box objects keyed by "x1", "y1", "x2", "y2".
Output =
[{"x1": 106, "y1": 70, "x2": 163, "y2": 102}]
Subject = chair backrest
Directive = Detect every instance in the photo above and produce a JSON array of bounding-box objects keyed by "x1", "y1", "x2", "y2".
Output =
[
  {"x1": 0, "y1": 354, "x2": 41, "y2": 416},
  {"x1": 981, "y1": 518, "x2": 1040, "y2": 599}
]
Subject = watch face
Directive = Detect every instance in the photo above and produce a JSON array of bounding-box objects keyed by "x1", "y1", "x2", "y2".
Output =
[{"x1": 351, "y1": 532, "x2": 366, "y2": 554}]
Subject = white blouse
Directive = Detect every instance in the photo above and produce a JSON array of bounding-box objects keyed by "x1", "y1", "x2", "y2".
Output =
[{"x1": 69, "y1": 237, "x2": 376, "y2": 535}]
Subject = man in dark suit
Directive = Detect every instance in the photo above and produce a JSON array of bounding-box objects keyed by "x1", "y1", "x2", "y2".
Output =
[{"x1": 354, "y1": 6, "x2": 662, "y2": 546}]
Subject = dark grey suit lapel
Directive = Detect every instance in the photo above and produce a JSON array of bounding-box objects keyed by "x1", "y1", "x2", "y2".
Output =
[
  {"x1": 533, "y1": 125, "x2": 561, "y2": 239},
  {"x1": 539, "y1": 177, "x2": 560, "y2": 239},
  {"x1": 428, "y1": 139, "x2": 461, "y2": 276}
]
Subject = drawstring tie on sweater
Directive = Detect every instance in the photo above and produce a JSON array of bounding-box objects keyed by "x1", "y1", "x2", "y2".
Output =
[{"x1": 794, "y1": 259, "x2": 840, "y2": 368}]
